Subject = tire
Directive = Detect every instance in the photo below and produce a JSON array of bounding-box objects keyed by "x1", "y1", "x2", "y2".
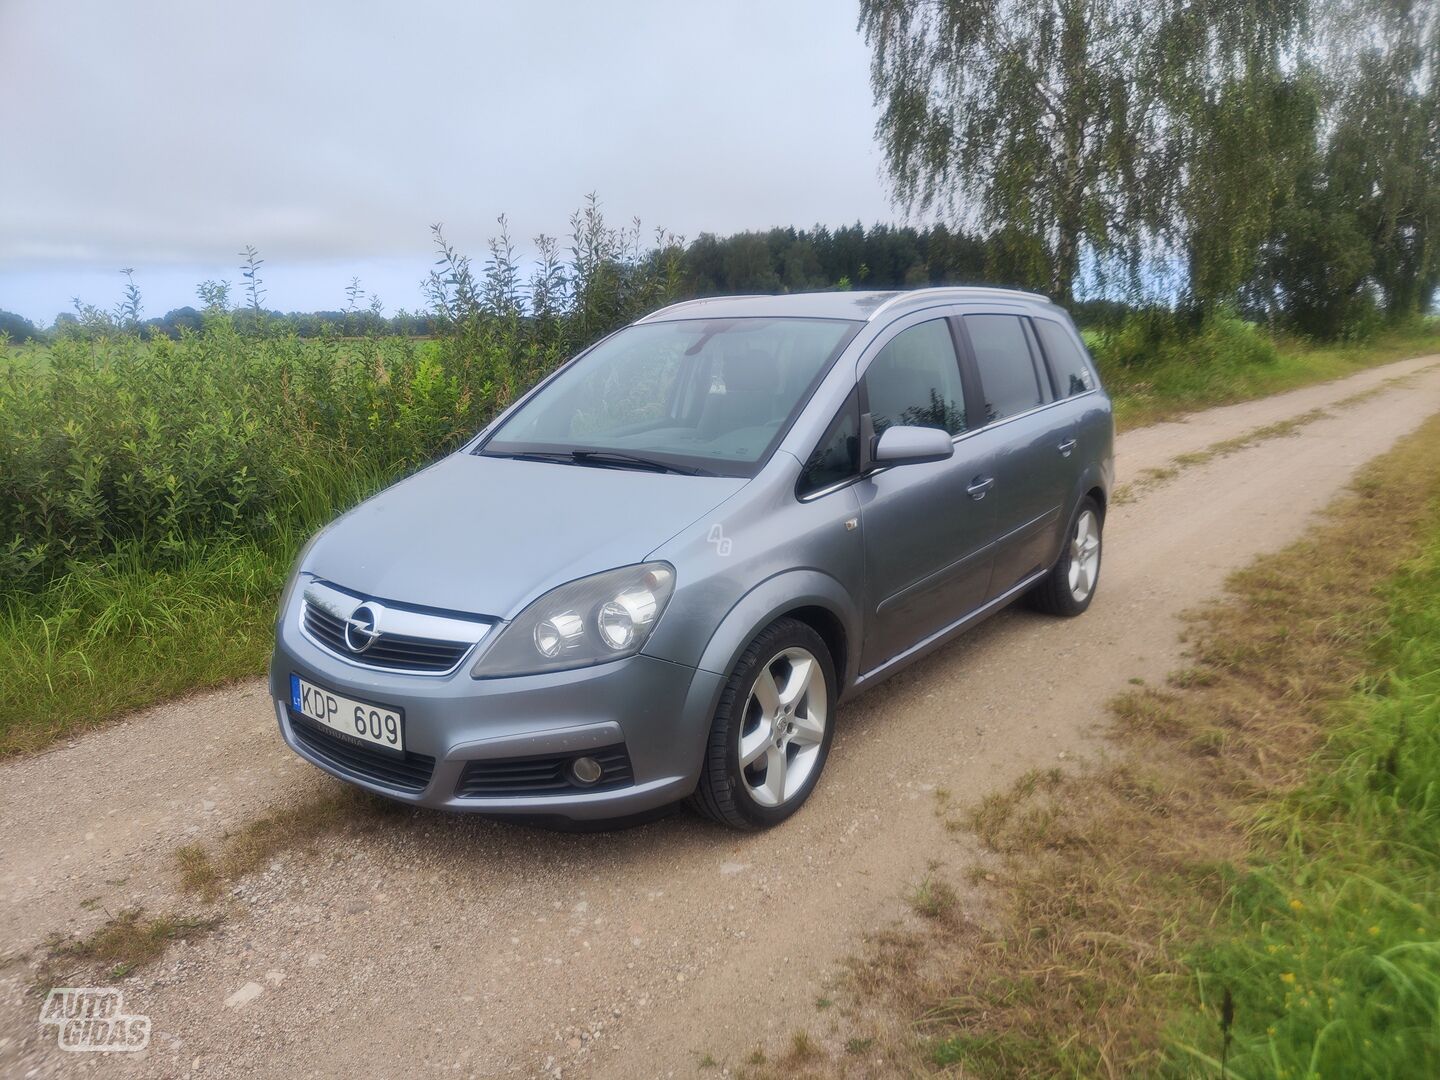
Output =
[
  {"x1": 688, "y1": 617, "x2": 837, "y2": 830},
  {"x1": 1027, "y1": 496, "x2": 1104, "y2": 616}
]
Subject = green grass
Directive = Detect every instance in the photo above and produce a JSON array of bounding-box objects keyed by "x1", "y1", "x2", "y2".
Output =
[
  {"x1": 1169, "y1": 523, "x2": 1440, "y2": 1077},
  {"x1": 0, "y1": 323, "x2": 492, "y2": 755},
  {"x1": 0, "y1": 442, "x2": 399, "y2": 755},
  {"x1": 1099, "y1": 318, "x2": 1440, "y2": 430},
  {"x1": 0, "y1": 537, "x2": 289, "y2": 754}
]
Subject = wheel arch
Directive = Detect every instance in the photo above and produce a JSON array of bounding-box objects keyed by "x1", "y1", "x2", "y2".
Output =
[
  {"x1": 694, "y1": 570, "x2": 861, "y2": 695},
  {"x1": 1086, "y1": 484, "x2": 1107, "y2": 521},
  {"x1": 784, "y1": 604, "x2": 850, "y2": 690},
  {"x1": 1071, "y1": 457, "x2": 1110, "y2": 522}
]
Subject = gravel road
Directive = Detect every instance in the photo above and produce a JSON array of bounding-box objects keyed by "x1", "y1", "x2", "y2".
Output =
[{"x1": 3, "y1": 353, "x2": 1439, "y2": 1079}]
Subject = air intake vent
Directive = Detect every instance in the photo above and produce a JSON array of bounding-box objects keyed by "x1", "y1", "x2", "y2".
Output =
[{"x1": 455, "y1": 746, "x2": 633, "y2": 798}]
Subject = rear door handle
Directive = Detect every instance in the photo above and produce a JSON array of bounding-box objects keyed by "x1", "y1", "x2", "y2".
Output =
[
  {"x1": 1057, "y1": 438, "x2": 1077, "y2": 457},
  {"x1": 966, "y1": 476, "x2": 994, "y2": 500}
]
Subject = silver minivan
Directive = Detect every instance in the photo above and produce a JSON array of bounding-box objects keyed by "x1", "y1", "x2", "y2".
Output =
[{"x1": 270, "y1": 288, "x2": 1114, "y2": 829}]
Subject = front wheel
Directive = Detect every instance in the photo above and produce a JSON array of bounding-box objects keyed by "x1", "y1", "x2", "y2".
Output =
[
  {"x1": 688, "y1": 618, "x2": 836, "y2": 830},
  {"x1": 1027, "y1": 496, "x2": 1103, "y2": 616}
]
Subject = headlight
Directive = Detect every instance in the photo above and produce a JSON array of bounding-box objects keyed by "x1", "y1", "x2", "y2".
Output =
[{"x1": 472, "y1": 562, "x2": 675, "y2": 677}]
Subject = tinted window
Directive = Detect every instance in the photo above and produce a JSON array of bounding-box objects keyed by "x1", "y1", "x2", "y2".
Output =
[
  {"x1": 799, "y1": 390, "x2": 860, "y2": 496},
  {"x1": 965, "y1": 314, "x2": 1043, "y2": 423},
  {"x1": 1034, "y1": 318, "x2": 1097, "y2": 397},
  {"x1": 863, "y1": 320, "x2": 967, "y2": 437}
]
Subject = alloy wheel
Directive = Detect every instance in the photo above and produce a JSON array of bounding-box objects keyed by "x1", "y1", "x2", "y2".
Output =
[
  {"x1": 1067, "y1": 509, "x2": 1101, "y2": 602},
  {"x1": 737, "y1": 647, "x2": 828, "y2": 808}
]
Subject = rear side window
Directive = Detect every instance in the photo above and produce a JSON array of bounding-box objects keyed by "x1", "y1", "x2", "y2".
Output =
[
  {"x1": 1033, "y1": 319, "x2": 1097, "y2": 397},
  {"x1": 799, "y1": 390, "x2": 860, "y2": 496},
  {"x1": 964, "y1": 314, "x2": 1043, "y2": 423},
  {"x1": 863, "y1": 319, "x2": 967, "y2": 436}
]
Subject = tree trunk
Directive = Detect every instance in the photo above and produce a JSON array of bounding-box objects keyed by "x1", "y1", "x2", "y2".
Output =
[
  {"x1": 1052, "y1": 204, "x2": 1079, "y2": 306},
  {"x1": 1051, "y1": 3, "x2": 1087, "y2": 307}
]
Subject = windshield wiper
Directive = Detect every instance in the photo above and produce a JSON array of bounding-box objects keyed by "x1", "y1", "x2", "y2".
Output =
[
  {"x1": 570, "y1": 450, "x2": 714, "y2": 476},
  {"x1": 483, "y1": 447, "x2": 714, "y2": 476},
  {"x1": 484, "y1": 450, "x2": 581, "y2": 466}
]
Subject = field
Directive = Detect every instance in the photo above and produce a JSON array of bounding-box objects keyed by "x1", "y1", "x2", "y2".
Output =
[{"x1": 0, "y1": 320, "x2": 558, "y2": 753}]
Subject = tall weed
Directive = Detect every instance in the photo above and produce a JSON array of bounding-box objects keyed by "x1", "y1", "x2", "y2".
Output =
[{"x1": 0, "y1": 198, "x2": 683, "y2": 592}]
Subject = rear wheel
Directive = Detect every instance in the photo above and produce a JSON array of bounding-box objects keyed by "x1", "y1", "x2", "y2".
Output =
[
  {"x1": 1027, "y1": 496, "x2": 1103, "y2": 616},
  {"x1": 688, "y1": 618, "x2": 836, "y2": 830}
]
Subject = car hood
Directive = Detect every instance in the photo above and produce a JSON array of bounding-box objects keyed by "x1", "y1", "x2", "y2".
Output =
[{"x1": 305, "y1": 452, "x2": 747, "y2": 618}]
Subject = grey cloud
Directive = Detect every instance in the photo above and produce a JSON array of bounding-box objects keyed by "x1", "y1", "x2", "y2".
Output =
[{"x1": 1, "y1": 0, "x2": 895, "y2": 288}]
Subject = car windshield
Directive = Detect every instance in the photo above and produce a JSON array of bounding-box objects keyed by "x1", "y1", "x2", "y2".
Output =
[{"x1": 479, "y1": 317, "x2": 859, "y2": 476}]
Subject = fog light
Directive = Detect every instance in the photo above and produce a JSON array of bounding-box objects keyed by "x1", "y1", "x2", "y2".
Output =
[{"x1": 571, "y1": 756, "x2": 604, "y2": 786}]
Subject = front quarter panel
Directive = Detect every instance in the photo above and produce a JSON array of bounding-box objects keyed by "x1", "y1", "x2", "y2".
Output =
[{"x1": 642, "y1": 452, "x2": 865, "y2": 691}]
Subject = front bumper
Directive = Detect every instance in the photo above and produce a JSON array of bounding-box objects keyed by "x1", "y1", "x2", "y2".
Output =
[{"x1": 269, "y1": 615, "x2": 724, "y2": 820}]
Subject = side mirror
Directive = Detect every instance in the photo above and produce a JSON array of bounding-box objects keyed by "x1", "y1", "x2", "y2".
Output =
[{"x1": 872, "y1": 425, "x2": 954, "y2": 467}]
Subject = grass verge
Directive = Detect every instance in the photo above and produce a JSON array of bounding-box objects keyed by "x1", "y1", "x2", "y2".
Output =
[
  {"x1": 1169, "y1": 500, "x2": 1440, "y2": 1074},
  {"x1": 0, "y1": 537, "x2": 289, "y2": 756},
  {"x1": 1103, "y1": 320, "x2": 1439, "y2": 431},
  {"x1": 753, "y1": 410, "x2": 1440, "y2": 1076}
]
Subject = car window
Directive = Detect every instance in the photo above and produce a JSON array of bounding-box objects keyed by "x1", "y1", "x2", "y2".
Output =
[
  {"x1": 798, "y1": 390, "x2": 860, "y2": 496},
  {"x1": 1033, "y1": 318, "x2": 1097, "y2": 397},
  {"x1": 965, "y1": 314, "x2": 1044, "y2": 423},
  {"x1": 862, "y1": 319, "x2": 967, "y2": 437}
]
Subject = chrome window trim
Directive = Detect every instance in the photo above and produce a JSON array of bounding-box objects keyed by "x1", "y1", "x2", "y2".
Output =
[
  {"x1": 298, "y1": 580, "x2": 494, "y2": 678},
  {"x1": 797, "y1": 474, "x2": 861, "y2": 503},
  {"x1": 955, "y1": 386, "x2": 1099, "y2": 439}
]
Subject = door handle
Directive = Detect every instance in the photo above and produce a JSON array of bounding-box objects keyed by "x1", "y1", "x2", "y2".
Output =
[
  {"x1": 1057, "y1": 438, "x2": 1077, "y2": 457},
  {"x1": 966, "y1": 476, "x2": 994, "y2": 500}
]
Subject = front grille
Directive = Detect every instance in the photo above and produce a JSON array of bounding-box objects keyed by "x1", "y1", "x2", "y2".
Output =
[
  {"x1": 455, "y1": 746, "x2": 633, "y2": 798},
  {"x1": 288, "y1": 708, "x2": 436, "y2": 793},
  {"x1": 302, "y1": 601, "x2": 473, "y2": 674}
]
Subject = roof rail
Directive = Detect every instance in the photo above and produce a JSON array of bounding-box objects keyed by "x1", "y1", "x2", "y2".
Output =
[
  {"x1": 865, "y1": 285, "x2": 1050, "y2": 322},
  {"x1": 635, "y1": 295, "x2": 769, "y2": 323}
]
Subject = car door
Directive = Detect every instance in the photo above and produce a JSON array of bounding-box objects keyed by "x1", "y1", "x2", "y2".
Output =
[
  {"x1": 852, "y1": 314, "x2": 997, "y2": 673},
  {"x1": 1030, "y1": 312, "x2": 1103, "y2": 494},
  {"x1": 955, "y1": 311, "x2": 1074, "y2": 600}
]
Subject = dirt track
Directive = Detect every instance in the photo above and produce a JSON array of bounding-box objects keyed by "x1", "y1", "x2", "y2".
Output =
[{"x1": 3, "y1": 353, "x2": 1439, "y2": 1079}]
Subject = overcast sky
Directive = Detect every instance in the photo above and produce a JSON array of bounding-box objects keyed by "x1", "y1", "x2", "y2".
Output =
[{"x1": 0, "y1": 0, "x2": 899, "y2": 324}]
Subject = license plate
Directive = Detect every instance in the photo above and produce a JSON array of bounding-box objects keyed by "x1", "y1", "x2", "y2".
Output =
[{"x1": 290, "y1": 674, "x2": 405, "y2": 754}]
